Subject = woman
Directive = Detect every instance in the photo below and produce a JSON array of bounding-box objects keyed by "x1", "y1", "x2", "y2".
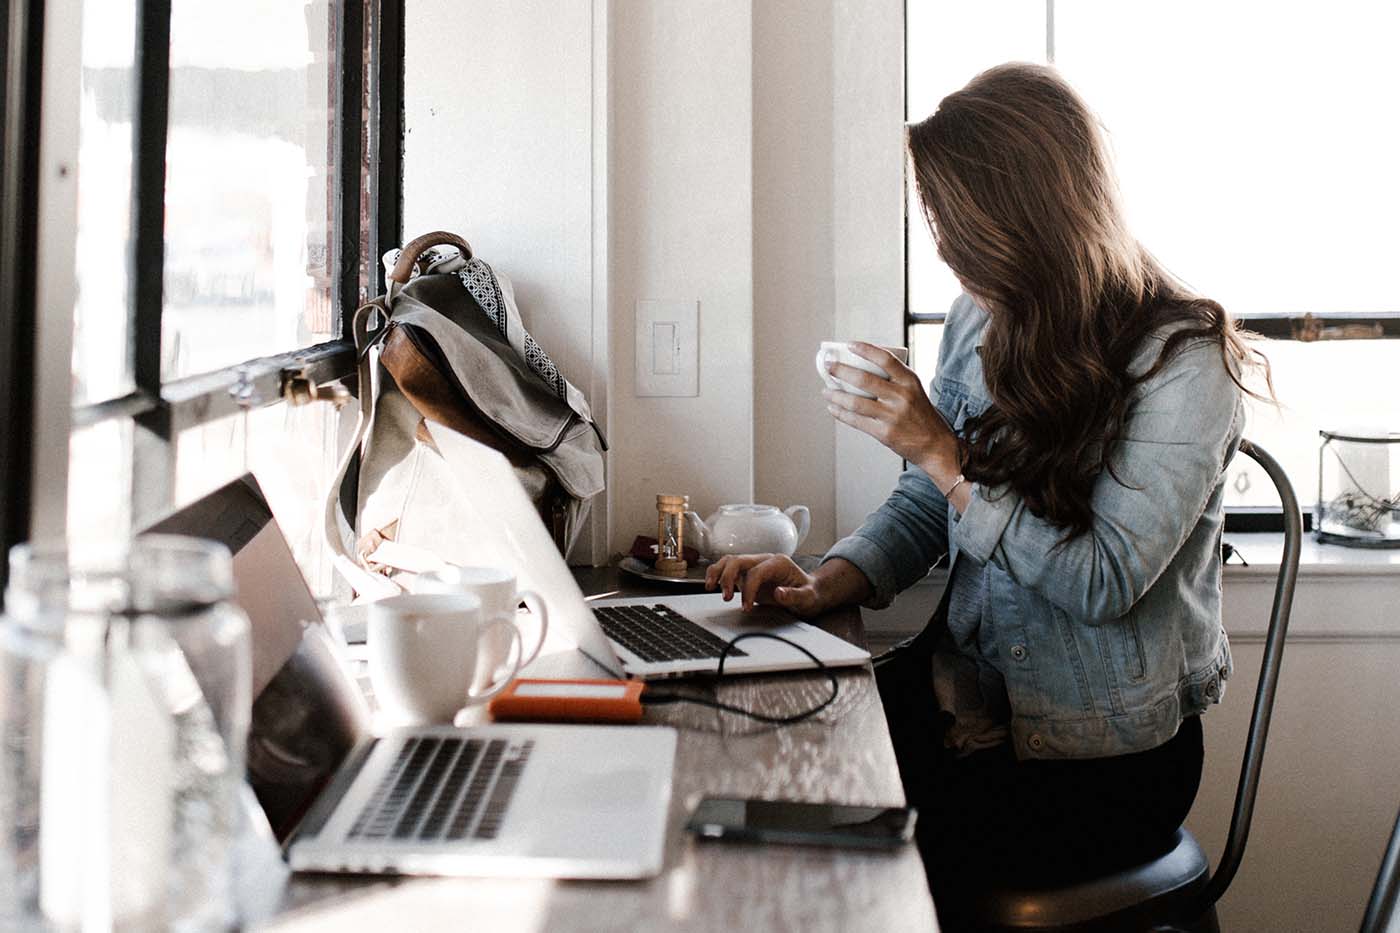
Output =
[{"x1": 705, "y1": 63, "x2": 1269, "y2": 913}]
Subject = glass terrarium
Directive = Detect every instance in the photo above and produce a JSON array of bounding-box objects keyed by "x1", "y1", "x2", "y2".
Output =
[{"x1": 1316, "y1": 429, "x2": 1400, "y2": 548}]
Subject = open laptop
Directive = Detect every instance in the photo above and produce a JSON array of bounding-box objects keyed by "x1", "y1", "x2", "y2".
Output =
[
  {"x1": 147, "y1": 475, "x2": 676, "y2": 879},
  {"x1": 417, "y1": 423, "x2": 871, "y2": 681}
]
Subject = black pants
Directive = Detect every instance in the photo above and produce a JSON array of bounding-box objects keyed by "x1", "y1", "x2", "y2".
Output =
[{"x1": 875, "y1": 640, "x2": 1204, "y2": 923}]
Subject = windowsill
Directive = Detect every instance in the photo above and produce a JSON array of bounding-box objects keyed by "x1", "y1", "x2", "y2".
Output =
[
  {"x1": 1223, "y1": 532, "x2": 1400, "y2": 578},
  {"x1": 904, "y1": 531, "x2": 1400, "y2": 590}
]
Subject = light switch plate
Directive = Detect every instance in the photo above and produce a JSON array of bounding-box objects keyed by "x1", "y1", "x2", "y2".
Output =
[{"x1": 635, "y1": 299, "x2": 698, "y2": 397}]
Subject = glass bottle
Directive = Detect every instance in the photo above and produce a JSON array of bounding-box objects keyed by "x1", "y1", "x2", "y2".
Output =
[
  {"x1": 1, "y1": 537, "x2": 251, "y2": 931},
  {"x1": 0, "y1": 548, "x2": 66, "y2": 930}
]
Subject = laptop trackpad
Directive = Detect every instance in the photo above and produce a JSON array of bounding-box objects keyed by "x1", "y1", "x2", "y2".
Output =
[{"x1": 554, "y1": 769, "x2": 653, "y2": 812}]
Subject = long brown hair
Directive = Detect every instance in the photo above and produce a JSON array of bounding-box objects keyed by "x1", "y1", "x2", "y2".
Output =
[{"x1": 907, "y1": 62, "x2": 1270, "y2": 537}]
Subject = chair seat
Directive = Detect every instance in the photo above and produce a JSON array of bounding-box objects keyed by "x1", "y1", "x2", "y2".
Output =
[{"x1": 964, "y1": 828, "x2": 1212, "y2": 932}]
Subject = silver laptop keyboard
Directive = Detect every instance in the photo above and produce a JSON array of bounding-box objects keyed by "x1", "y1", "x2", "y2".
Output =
[
  {"x1": 347, "y1": 737, "x2": 534, "y2": 842},
  {"x1": 593, "y1": 604, "x2": 748, "y2": 663}
]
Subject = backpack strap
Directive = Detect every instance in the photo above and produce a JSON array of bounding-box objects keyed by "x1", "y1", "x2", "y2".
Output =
[
  {"x1": 322, "y1": 299, "x2": 401, "y2": 600},
  {"x1": 386, "y1": 231, "x2": 474, "y2": 300}
]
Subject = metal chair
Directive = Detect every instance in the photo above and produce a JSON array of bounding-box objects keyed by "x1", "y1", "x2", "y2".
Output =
[
  {"x1": 963, "y1": 439, "x2": 1302, "y2": 932},
  {"x1": 1360, "y1": 803, "x2": 1400, "y2": 933}
]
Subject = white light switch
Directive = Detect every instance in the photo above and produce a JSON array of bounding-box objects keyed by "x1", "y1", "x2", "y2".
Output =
[
  {"x1": 652, "y1": 323, "x2": 677, "y2": 374},
  {"x1": 635, "y1": 300, "x2": 698, "y2": 397}
]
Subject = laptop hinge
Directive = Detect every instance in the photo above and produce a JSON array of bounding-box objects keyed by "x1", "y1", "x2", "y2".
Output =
[{"x1": 281, "y1": 735, "x2": 380, "y2": 851}]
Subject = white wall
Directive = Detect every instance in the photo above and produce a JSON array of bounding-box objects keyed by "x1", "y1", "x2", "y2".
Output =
[
  {"x1": 752, "y1": 0, "x2": 837, "y2": 549},
  {"x1": 1192, "y1": 571, "x2": 1400, "y2": 931},
  {"x1": 403, "y1": 0, "x2": 595, "y2": 390},
  {"x1": 402, "y1": 0, "x2": 599, "y2": 559},
  {"x1": 752, "y1": 0, "x2": 907, "y2": 553},
  {"x1": 607, "y1": 0, "x2": 756, "y2": 555},
  {"x1": 404, "y1": 0, "x2": 907, "y2": 561},
  {"x1": 30, "y1": 0, "x2": 83, "y2": 544},
  {"x1": 829, "y1": 0, "x2": 907, "y2": 536},
  {"x1": 609, "y1": 0, "x2": 905, "y2": 557}
]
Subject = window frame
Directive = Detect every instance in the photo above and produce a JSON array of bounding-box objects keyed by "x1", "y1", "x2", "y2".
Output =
[
  {"x1": 902, "y1": 0, "x2": 1400, "y2": 533},
  {"x1": 0, "y1": 0, "x2": 46, "y2": 600},
  {"x1": 63, "y1": 0, "x2": 405, "y2": 530}
]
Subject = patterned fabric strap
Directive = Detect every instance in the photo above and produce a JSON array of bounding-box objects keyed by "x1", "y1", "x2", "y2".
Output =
[{"x1": 457, "y1": 258, "x2": 568, "y2": 402}]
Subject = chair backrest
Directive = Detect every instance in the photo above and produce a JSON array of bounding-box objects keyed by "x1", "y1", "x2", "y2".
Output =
[
  {"x1": 1360, "y1": 804, "x2": 1400, "y2": 933},
  {"x1": 1199, "y1": 439, "x2": 1303, "y2": 910}
]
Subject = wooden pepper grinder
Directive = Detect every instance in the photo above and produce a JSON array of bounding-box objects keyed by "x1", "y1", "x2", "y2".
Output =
[{"x1": 655, "y1": 494, "x2": 690, "y2": 576}]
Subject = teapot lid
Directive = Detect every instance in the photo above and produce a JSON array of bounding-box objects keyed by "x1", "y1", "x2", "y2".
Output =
[{"x1": 717, "y1": 503, "x2": 778, "y2": 514}]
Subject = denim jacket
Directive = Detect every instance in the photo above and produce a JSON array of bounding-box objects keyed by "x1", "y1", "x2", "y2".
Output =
[{"x1": 827, "y1": 295, "x2": 1241, "y2": 760}]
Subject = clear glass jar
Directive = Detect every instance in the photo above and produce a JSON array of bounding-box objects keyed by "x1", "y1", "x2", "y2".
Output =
[
  {"x1": 1316, "y1": 430, "x2": 1400, "y2": 548},
  {"x1": 0, "y1": 558, "x2": 65, "y2": 931},
  {"x1": 2, "y1": 537, "x2": 251, "y2": 931}
]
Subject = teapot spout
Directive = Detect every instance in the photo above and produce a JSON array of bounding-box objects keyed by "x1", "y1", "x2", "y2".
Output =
[{"x1": 683, "y1": 510, "x2": 710, "y2": 557}]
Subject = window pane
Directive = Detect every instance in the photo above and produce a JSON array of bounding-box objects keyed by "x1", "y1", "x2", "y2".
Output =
[
  {"x1": 905, "y1": 0, "x2": 1046, "y2": 120},
  {"x1": 65, "y1": 402, "x2": 351, "y2": 597},
  {"x1": 161, "y1": 0, "x2": 341, "y2": 381},
  {"x1": 1231, "y1": 339, "x2": 1400, "y2": 510},
  {"x1": 911, "y1": 327, "x2": 1400, "y2": 511},
  {"x1": 73, "y1": 0, "x2": 138, "y2": 405},
  {"x1": 909, "y1": 322, "x2": 945, "y2": 392},
  {"x1": 905, "y1": 4, "x2": 1400, "y2": 518},
  {"x1": 67, "y1": 419, "x2": 134, "y2": 545},
  {"x1": 174, "y1": 401, "x2": 350, "y2": 597},
  {"x1": 1055, "y1": 1, "x2": 1400, "y2": 316},
  {"x1": 906, "y1": 0, "x2": 1046, "y2": 317}
]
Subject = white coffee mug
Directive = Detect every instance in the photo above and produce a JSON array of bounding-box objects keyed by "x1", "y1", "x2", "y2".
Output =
[
  {"x1": 815, "y1": 341, "x2": 911, "y2": 399},
  {"x1": 413, "y1": 565, "x2": 549, "y2": 690},
  {"x1": 368, "y1": 593, "x2": 523, "y2": 725}
]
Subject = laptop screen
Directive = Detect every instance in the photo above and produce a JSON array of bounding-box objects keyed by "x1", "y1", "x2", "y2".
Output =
[{"x1": 146, "y1": 474, "x2": 371, "y2": 841}]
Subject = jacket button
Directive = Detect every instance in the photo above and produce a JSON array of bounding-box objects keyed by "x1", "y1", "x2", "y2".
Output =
[
  {"x1": 1010, "y1": 645, "x2": 1028, "y2": 661},
  {"x1": 1028, "y1": 734, "x2": 1044, "y2": 751},
  {"x1": 1205, "y1": 677, "x2": 1219, "y2": 699}
]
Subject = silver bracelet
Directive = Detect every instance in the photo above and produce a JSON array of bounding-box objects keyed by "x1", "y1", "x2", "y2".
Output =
[{"x1": 941, "y1": 474, "x2": 968, "y2": 499}]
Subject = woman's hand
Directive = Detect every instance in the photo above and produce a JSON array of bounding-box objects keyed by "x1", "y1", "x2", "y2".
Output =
[
  {"x1": 823, "y1": 342, "x2": 963, "y2": 493},
  {"x1": 704, "y1": 554, "x2": 831, "y2": 616}
]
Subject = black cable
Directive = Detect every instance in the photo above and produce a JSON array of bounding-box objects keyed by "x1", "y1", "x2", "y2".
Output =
[{"x1": 639, "y1": 632, "x2": 840, "y2": 725}]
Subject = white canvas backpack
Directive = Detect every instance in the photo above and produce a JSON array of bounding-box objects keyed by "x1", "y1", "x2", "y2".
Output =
[{"x1": 323, "y1": 232, "x2": 605, "y2": 598}]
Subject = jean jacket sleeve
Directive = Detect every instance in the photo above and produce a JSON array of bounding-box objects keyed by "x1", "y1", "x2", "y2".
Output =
[
  {"x1": 820, "y1": 295, "x2": 981, "y2": 608},
  {"x1": 952, "y1": 337, "x2": 1244, "y2": 624},
  {"x1": 824, "y1": 466, "x2": 950, "y2": 609}
]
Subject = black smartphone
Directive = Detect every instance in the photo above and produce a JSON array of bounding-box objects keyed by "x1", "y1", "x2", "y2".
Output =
[{"x1": 685, "y1": 797, "x2": 916, "y2": 850}]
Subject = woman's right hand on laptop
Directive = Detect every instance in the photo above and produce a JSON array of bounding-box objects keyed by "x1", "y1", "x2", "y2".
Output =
[{"x1": 706, "y1": 554, "x2": 871, "y2": 618}]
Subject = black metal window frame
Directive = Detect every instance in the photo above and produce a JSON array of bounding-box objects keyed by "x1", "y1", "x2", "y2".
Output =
[
  {"x1": 63, "y1": 0, "x2": 405, "y2": 528},
  {"x1": 908, "y1": 308, "x2": 1400, "y2": 341},
  {"x1": 902, "y1": 0, "x2": 1399, "y2": 534},
  {"x1": 1, "y1": 0, "x2": 46, "y2": 599}
]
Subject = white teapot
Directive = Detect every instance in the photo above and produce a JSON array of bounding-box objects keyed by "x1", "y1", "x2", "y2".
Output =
[{"x1": 683, "y1": 504, "x2": 811, "y2": 560}]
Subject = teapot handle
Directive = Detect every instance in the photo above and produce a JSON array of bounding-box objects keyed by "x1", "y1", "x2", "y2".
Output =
[{"x1": 784, "y1": 506, "x2": 811, "y2": 550}]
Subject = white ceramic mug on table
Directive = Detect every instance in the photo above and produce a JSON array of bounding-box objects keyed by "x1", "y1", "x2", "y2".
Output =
[
  {"x1": 368, "y1": 593, "x2": 524, "y2": 725},
  {"x1": 414, "y1": 565, "x2": 550, "y2": 690}
]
